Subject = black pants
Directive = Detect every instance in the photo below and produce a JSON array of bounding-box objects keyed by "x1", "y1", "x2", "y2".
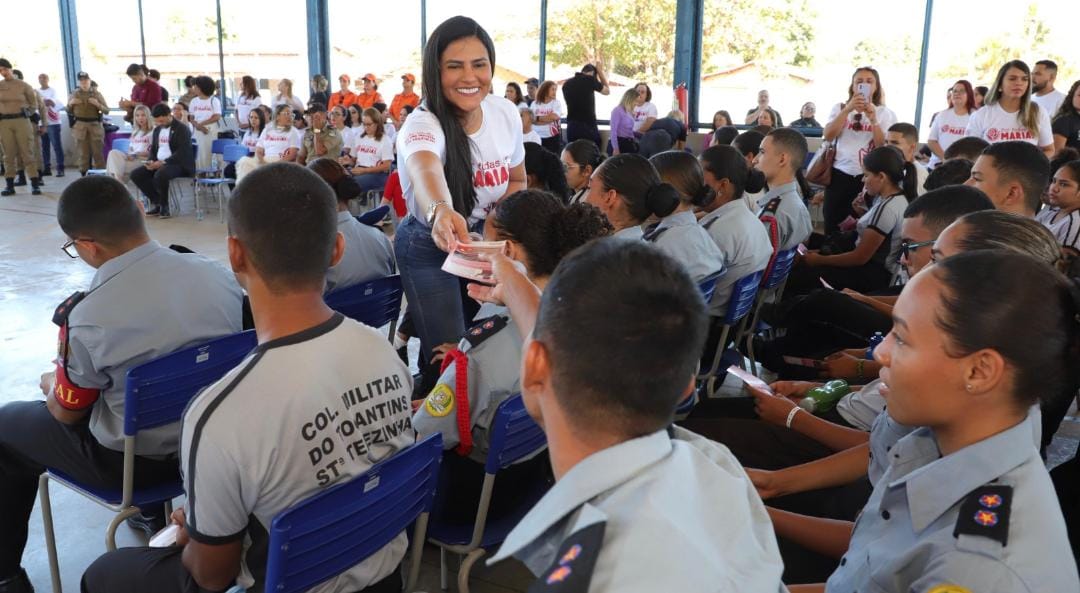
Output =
[
  {"x1": 565, "y1": 120, "x2": 600, "y2": 150},
  {"x1": 540, "y1": 135, "x2": 563, "y2": 154},
  {"x1": 432, "y1": 450, "x2": 553, "y2": 525},
  {"x1": 784, "y1": 258, "x2": 893, "y2": 298},
  {"x1": 0, "y1": 401, "x2": 178, "y2": 578},
  {"x1": 130, "y1": 164, "x2": 191, "y2": 213},
  {"x1": 82, "y1": 545, "x2": 404, "y2": 593},
  {"x1": 822, "y1": 168, "x2": 864, "y2": 235}
]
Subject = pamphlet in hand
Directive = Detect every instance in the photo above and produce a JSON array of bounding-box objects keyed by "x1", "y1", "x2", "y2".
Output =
[
  {"x1": 441, "y1": 239, "x2": 508, "y2": 285},
  {"x1": 149, "y1": 523, "x2": 179, "y2": 548},
  {"x1": 726, "y1": 365, "x2": 774, "y2": 395},
  {"x1": 782, "y1": 355, "x2": 827, "y2": 370}
]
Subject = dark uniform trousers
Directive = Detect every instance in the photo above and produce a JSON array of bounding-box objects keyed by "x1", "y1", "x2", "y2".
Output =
[
  {"x1": 565, "y1": 120, "x2": 600, "y2": 150},
  {"x1": 0, "y1": 401, "x2": 178, "y2": 577},
  {"x1": 130, "y1": 164, "x2": 188, "y2": 212}
]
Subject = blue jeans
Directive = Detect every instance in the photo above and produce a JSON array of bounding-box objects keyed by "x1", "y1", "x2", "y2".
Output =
[
  {"x1": 394, "y1": 216, "x2": 467, "y2": 368},
  {"x1": 354, "y1": 172, "x2": 389, "y2": 195},
  {"x1": 41, "y1": 124, "x2": 63, "y2": 170}
]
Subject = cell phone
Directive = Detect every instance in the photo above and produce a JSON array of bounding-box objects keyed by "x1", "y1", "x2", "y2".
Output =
[
  {"x1": 856, "y1": 83, "x2": 871, "y2": 100},
  {"x1": 148, "y1": 523, "x2": 179, "y2": 547}
]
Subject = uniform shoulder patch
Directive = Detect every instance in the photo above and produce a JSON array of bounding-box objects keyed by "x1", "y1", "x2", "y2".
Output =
[
  {"x1": 953, "y1": 485, "x2": 1012, "y2": 546},
  {"x1": 423, "y1": 383, "x2": 455, "y2": 418},
  {"x1": 527, "y1": 522, "x2": 606, "y2": 593},
  {"x1": 761, "y1": 197, "x2": 782, "y2": 216},
  {"x1": 464, "y1": 315, "x2": 508, "y2": 349},
  {"x1": 52, "y1": 291, "x2": 86, "y2": 327}
]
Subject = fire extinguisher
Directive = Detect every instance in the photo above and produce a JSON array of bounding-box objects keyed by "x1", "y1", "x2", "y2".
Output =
[{"x1": 675, "y1": 83, "x2": 688, "y2": 124}]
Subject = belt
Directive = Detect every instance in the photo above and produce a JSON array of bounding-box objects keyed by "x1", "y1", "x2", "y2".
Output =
[
  {"x1": 75, "y1": 116, "x2": 103, "y2": 123},
  {"x1": 0, "y1": 113, "x2": 28, "y2": 120}
]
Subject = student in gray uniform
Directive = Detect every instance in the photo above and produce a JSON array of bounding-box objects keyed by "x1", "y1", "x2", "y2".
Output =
[
  {"x1": 753, "y1": 128, "x2": 814, "y2": 256},
  {"x1": 414, "y1": 189, "x2": 611, "y2": 521},
  {"x1": 647, "y1": 150, "x2": 726, "y2": 283},
  {"x1": 307, "y1": 158, "x2": 395, "y2": 292},
  {"x1": 772, "y1": 251, "x2": 1080, "y2": 593},
  {"x1": 83, "y1": 163, "x2": 414, "y2": 593},
  {"x1": 0, "y1": 177, "x2": 242, "y2": 593},
  {"x1": 471, "y1": 239, "x2": 786, "y2": 592}
]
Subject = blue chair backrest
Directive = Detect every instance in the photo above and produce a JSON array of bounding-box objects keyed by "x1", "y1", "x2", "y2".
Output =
[
  {"x1": 804, "y1": 151, "x2": 816, "y2": 170},
  {"x1": 697, "y1": 269, "x2": 725, "y2": 303},
  {"x1": 263, "y1": 434, "x2": 443, "y2": 593},
  {"x1": 324, "y1": 275, "x2": 403, "y2": 329},
  {"x1": 484, "y1": 395, "x2": 547, "y2": 474},
  {"x1": 210, "y1": 138, "x2": 235, "y2": 155},
  {"x1": 723, "y1": 269, "x2": 764, "y2": 325},
  {"x1": 763, "y1": 248, "x2": 797, "y2": 289},
  {"x1": 123, "y1": 330, "x2": 257, "y2": 435},
  {"x1": 223, "y1": 143, "x2": 250, "y2": 164},
  {"x1": 112, "y1": 138, "x2": 131, "y2": 154}
]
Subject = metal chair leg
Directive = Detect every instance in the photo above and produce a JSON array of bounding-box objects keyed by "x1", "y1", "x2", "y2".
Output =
[
  {"x1": 439, "y1": 547, "x2": 448, "y2": 591},
  {"x1": 457, "y1": 548, "x2": 486, "y2": 593},
  {"x1": 106, "y1": 507, "x2": 142, "y2": 551},
  {"x1": 405, "y1": 513, "x2": 428, "y2": 592},
  {"x1": 38, "y1": 474, "x2": 63, "y2": 593}
]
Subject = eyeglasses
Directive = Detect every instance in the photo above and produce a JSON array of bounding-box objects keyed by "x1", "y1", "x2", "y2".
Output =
[
  {"x1": 562, "y1": 162, "x2": 582, "y2": 172},
  {"x1": 898, "y1": 239, "x2": 935, "y2": 261},
  {"x1": 61, "y1": 237, "x2": 93, "y2": 258}
]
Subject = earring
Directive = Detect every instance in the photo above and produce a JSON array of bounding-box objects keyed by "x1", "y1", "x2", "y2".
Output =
[{"x1": 965, "y1": 384, "x2": 973, "y2": 392}]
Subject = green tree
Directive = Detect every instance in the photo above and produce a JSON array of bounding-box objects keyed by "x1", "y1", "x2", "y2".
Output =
[
  {"x1": 934, "y1": 3, "x2": 1062, "y2": 83},
  {"x1": 852, "y1": 35, "x2": 918, "y2": 68}
]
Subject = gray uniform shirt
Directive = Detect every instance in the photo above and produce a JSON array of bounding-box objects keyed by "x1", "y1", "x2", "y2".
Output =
[
  {"x1": 701, "y1": 200, "x2": 773, "y2": 317},
  {"x1": 757, "y1": 181, "x2": 812, "y2": 252},
  {"x1": 830, "y1": 410, "x2": 1079, "y2": 593},
  {"x1": 182, "y1": 314, "x2": 414, "y2": 592},
  {"x1": 325, "y1": 211, "x2": 396, "y2": 293},
  {"x1": 489, "y1": 428, "x2": 786, "y2": 592},
  {"x1": 65, "y1": 241, "x2": 243, "y2": 456},
  {"x1": 644, "y1": 210, "x2": 726, "y2": 283}
]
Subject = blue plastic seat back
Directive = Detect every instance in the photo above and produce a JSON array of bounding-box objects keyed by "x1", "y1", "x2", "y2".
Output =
[
  {"x1": 223, "y1": 143, "x2": 250, "y2": 164},
  {"x1": 324, "y1": 275, "x2": 403, "y2": 329},
  {"x1": 356, "y1": 205, "x2": 390, "y2": 227},
  {"x1": 123, "y1": 330, "x2": 257, "y2": 436},
  {"x1": 697, "y1": 269, "x2": 726, "y2": 303},
  {"x1": 763, "y1": 249, "x2": 797, "y2": 289},
  {"x1": 112, "y1": 138, "x2": 131, "y2": 154},
  {"x1": 210, "y1": 138, "x2": 235, "y2": 155},
  {"x1": 723, "y1": 270, "x2": 764, "y2": 325},
  {"x1": 263, "y1": 434, "x2": 443, "y2": 593},
  {"x1": 484, "y1": 395, "x2": 547, "y2": 474}
]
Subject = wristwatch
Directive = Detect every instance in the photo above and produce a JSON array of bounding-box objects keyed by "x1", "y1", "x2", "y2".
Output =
[{"x1": 426, "y1": 200, "x2": 450, "y2": 225}]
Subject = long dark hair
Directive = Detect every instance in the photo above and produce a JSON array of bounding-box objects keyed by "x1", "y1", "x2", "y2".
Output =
[
  {"x1": 650, "y1": 151, "x2": 711, "y2": 207},
  {"x1": 846, "y1": 66, "x2": 884, "y2": 106},
  {"x1": 491, "y1": 190, "x2": 612, "y2": 277},
  {"x1": 563, "y1": 139, "x2": 604, "y2": 173},
  {"x1": 596, "y1": 154, "x2": 680, "y2": 223},
  {"x1": 422, "y1": 16, "x2": 496, "y2": 218},
  {"x1": 247, "y1": 107, "x2": 266, "y2": 136},
  {"x1": 1055, "y1": 80, "x2": 1080, "y2": 122},
  {"x1": 863, "y1": 145, "x2": 917, "y2": 202},
  {"x1": 505, "y1": 82, "x2": 524, "y2": 105},
  {"x1": 700, "y1": 145, "x2": 749, "y2": 202},
  {"x1": 240, "y1": 75, "x2": 259, "y2": 100}
]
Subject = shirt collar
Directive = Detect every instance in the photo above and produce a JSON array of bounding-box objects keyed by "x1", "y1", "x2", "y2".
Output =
[
  {"x1": 490, "y1": 430, "x2": 673, "y2": 564},
  {"x1": 887, "y1": 410, "x2": 1039, "y2": 533},
  {"x1": 703, "y1": 199, "x2": 747, "y2": 223},
  {"x1": 89, "y1": 240, "x2": 161, "y2": 291},
  {"x1": 614, "y1": 225, "x2": 643, "y2": 240},
  {"x1": 337, "y1": 210, "x2": 354, "y2": 224},
  {"x1": 657, "y1": 209, "x2": 696, "y2": 230},
  {"x1": 762, "y1": 181, "x2": 798, "y2": 201}
]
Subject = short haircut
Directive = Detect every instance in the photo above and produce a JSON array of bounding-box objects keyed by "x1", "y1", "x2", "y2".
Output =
[
  {"x1": 57, "y1": 177, "x2": 145, "y2": 244},
  {"x1": 888, "y1": 122, "x2": 919, "y2": 144},
  {"x1": 924, "y1": 158, "x2": 973, "y2": 191},
  {"x1": 982, "y1": 141, "x2": 1051, "y2": 214},
  {"x1": 151, "y1": 103, "x2": 170, "y2": 118},
  {"x1": 902, "y1": 185, "x2": 994, "y2": 235},
  {"x1": 227, "y1": 163, "x2": 338, "y2": 291},
  {"x1": 765, "y1": 127, "x2": 808, "y2": 172},
  {"x1": 712, "y1": 125, "x2": 739, "y2": 146},
  {"x1": 193, "y1": 75, "x2": 215, "y2": 96},
  {"x1": 125, "y1": 63, "x2": 144, "y2": 76},
  {"x1": 1035, "y1": 59, "x2": 1058, "y2": 72},
  {"x1": 534, "y1": 238, "x2": 707, "y2": 436},
  {"x1": 732, "y1": 130, "x2": 765, "y2": 157},
  {"x1": 944, "y1": 136, "x2": 989, "y2": 162}
]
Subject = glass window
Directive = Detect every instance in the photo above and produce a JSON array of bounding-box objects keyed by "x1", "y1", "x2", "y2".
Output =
[
  {"x1": 545, "y1": 0, "x2": 676, "y2": 122},
  {"x1": 75, "y1": 0, "x2": 143, "y2": 106},
  {"x1": 327, "y1": 0, "x2": 423, "y2": 106},
  {"x1": 1, "y1": 2, "x2": 65, "y2": 99}
]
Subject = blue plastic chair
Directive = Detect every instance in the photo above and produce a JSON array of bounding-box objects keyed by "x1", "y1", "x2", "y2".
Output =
[
  {"x1": 324, "y1": 275, "x2": 404, "y2": 341},
  {"x1": 697, "y1": 269, "x2": 764, "y2": 396},
  {"x1": 225, "y1": 434, "x2": 443, "y2": 593},
  {"x1": 356, "y1": 204, "x2": 391, "y2": 227},
  {"x1": 196, "y1": 142, "x2": 248, "y2": 222},
  {"x1": 697, "y1": 269, "x2": 726, "y2": 303},
  {"x1": 427, "y1": 395, "x2": 549, "y2": 593},
  {"x1": 38, "y1": 330, "x2": 258, "y2": 593},
  {"x1": 744, "y1": 248, "x2": 798, "y2": 373}
]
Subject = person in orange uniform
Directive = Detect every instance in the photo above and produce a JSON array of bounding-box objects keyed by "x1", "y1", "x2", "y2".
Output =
[
  {"x1": 354, "y1": 73, "x2": 384, "y2": 110},
  {"x1": 327, "y1": 74, "x2": 356, "y2": 111},
  {"x1": 389, "y1": 73, "x2": 420, "y2": 128}
]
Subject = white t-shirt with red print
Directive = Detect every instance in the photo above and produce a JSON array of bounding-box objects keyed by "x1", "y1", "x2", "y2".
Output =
[
  {"x1": 828, "y1": 102, "x2": 899, "y2": 176},
  {"x1": 530, "y1": 99, "x2": 564, "y2": 139},
  {"x1": 256, "y1": 126, "x2": 303, "y2": 158},
  {"x1": 397, "y1": 95, "x2": 525, "y2": 223},
  {"x1": 352, "y1": 133, "x2": 394, "y2": 168},
  {"x1": 965, "y1": 102, "x2": 1053, "y2": 147},
  {"x1": 632, "y1": 102, "x2": 658, "y2": 132},
  {"x1": 927, "y1": 108, "x2": 971, "y2": 167},
  {"x1": 189, "y1": 96, "x2": 222, "y2": 124},
  {"x1": 38, "y1": 87, "x2": 63, "y2": 125}
]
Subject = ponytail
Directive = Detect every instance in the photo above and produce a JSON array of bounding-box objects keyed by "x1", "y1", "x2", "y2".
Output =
[
  {"x1": 648, "y1": 150, "x2": 710, "y2": 208},
  {"x1": 900, "y1": 161, "x2": 918, "y2": 202},
  {"x1": 644, "y1": 183, "x2": 680, "y2": 219},
  {"x1": 795, "y1": 168, "x2": 813, "y2": 201},
  {"x1": 597, "y1": 153, "x2": 680, "y2": 224}
]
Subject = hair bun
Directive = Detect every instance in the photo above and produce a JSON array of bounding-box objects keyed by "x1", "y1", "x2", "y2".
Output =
[{"x1": 645, "y1": 182, "x2": 680, "y2": 218}]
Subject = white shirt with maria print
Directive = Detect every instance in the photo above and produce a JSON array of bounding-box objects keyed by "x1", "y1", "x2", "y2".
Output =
[{"x1": 965, "y1": 102, "x2": 1052, "y2": 147}]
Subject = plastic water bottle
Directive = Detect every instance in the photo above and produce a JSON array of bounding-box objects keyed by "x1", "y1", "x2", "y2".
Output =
[
  {"x1": 865, "y1": 332, "x2": 884, "y2": 360},
  {"x1": 798, "y1": 380, "x2": 851, "y2": 414},
  {"x1": 210, "y1": 155, "x2": 219, "y2": 173}
]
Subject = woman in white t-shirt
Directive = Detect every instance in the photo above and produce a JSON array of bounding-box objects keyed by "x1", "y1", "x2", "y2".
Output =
[
  {"x1": 329, "y1": 106, "x2": 354, "y2": 161},
  {"x1": 236, "y1": 75, "x2": 262, "y2": 130},
  {"x1": 225, "y1": 108, "x2": 266, "y2": 183},
  {"x1": 506, "y1": 83, "x2": 540, "y2": 144},
  {"x1": 394, "y1": 16, "x2": 526, "y2": 389},
  {"x1": 1036, "y1": 159, "x2": 1080, "y2": 256},
  {"x1": 235, "y1": 104, "x2": 302, "y2": 181},
  {"x1": 821, "y1": 66, "x2": 898, "y2": 235},
  {"x1": 632, "y1": 82, "x2": 658, "y2": 133},
  {"x1": 106, "y1": 104, "x2": 153, "y2": 185},
  {"x1": 790, "y1": 146, "x2": 916, "y2": 294},
  {"x1": 271, "y1": 78, "x2": 305, "y2": 113},
  {"x1": 965, "y1": 60, "x2": 1054, "y2": 157},
  {"x1": 346, "y1": 107, "x2": 394, "y2": 193},
  {"x1": 927, "y1": 79, "x2": 975, "y2": 167},
  {"x1": 189, "y1": 76, "x2": 222, "y2": 170},
  {"x1": 531, "y1": 80, "x2": 564, "y2": 153}
]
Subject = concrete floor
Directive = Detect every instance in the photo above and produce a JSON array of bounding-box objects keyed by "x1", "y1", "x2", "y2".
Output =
[{"x1": 0, "y1": 176, "x2": 533, "y2": 593}]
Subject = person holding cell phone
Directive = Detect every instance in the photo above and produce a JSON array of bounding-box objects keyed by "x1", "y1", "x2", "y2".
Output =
[{"x1": 821, "y1": 67, "x2": 898, "y2": 235}]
